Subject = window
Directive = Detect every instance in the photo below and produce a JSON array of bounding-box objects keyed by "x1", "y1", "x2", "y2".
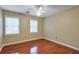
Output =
[
  {"x1": 5, "y1": 16, "x2": 20, "y2": 35},
  {"x1": 30, "y1": 19, "x2": 38, "y2": 33}
]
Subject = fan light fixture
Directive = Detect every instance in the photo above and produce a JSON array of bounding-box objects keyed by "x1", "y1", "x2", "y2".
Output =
[
  {"x1": 36, "y1": 6, "x2": 44, "y2": 16},
  {"x1": 37, "y1": 12, "x2": 41, "y2": 16}
]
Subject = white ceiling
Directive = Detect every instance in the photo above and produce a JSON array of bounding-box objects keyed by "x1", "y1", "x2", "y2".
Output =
[{"x1": 0, "y1": 5, "x2": 76, "y2": 17}]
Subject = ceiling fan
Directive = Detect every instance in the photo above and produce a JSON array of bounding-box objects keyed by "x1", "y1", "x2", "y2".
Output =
[{"x1": 26, "y1": 5, "x2": 46, "y2": 16}]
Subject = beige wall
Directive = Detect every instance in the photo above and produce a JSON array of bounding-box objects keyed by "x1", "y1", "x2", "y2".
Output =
[
  {"x1": 0, "y1": 8, "x2": 3, "y2": 48},
  {"x1": 3, "y1": 10, "x2": 43, "y2": 45},
  {"x1": 44, "y1": 6, "x2": 79, "y2": 48}
]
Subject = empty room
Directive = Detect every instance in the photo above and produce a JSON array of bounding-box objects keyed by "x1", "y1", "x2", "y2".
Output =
[{"x1": 0, "y1": 5, "x2": 79, "y2": 54}]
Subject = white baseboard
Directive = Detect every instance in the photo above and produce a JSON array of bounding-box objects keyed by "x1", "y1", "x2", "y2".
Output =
[
  {"x1": 0, "y1": 46, "x2": 4, "y2": 52},
  {"x1": 0, "y1": 37, "x2": 42, "y2": 52},
  {"x1": 3, "y1": 38, "x2": 42, "y2": 47},
  {"x1": 44, "y1": 37, "x2": 79, "y2": 51}
]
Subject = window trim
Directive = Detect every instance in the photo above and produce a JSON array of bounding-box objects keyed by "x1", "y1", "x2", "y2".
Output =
[{"x1": 4, "y1": 15, "x2": 21, "y2": 36}]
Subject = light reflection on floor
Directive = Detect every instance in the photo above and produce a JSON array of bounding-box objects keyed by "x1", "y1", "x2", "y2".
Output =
[
  {"x1": 14, "y1": 52, "x2": 19, "y2": 54},
  {"x1": 13, "y1": 46, "x2": 38, "y2": 54},
  {"x1": 30, "y1": 46, "x2": 37, "y2": 54}
]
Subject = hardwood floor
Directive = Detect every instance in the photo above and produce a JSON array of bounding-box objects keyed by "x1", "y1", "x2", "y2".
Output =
[{"x1": 0, "y1": 38, "x2": 79, "y2": 54}]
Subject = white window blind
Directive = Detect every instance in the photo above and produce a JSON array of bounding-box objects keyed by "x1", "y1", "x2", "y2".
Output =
[
  {"x1": 5, "y1": 16, "x2": 20, "y2": 35},
  {"x1": 30, "y1": 19, "x2": 38, "y2": 33}
]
